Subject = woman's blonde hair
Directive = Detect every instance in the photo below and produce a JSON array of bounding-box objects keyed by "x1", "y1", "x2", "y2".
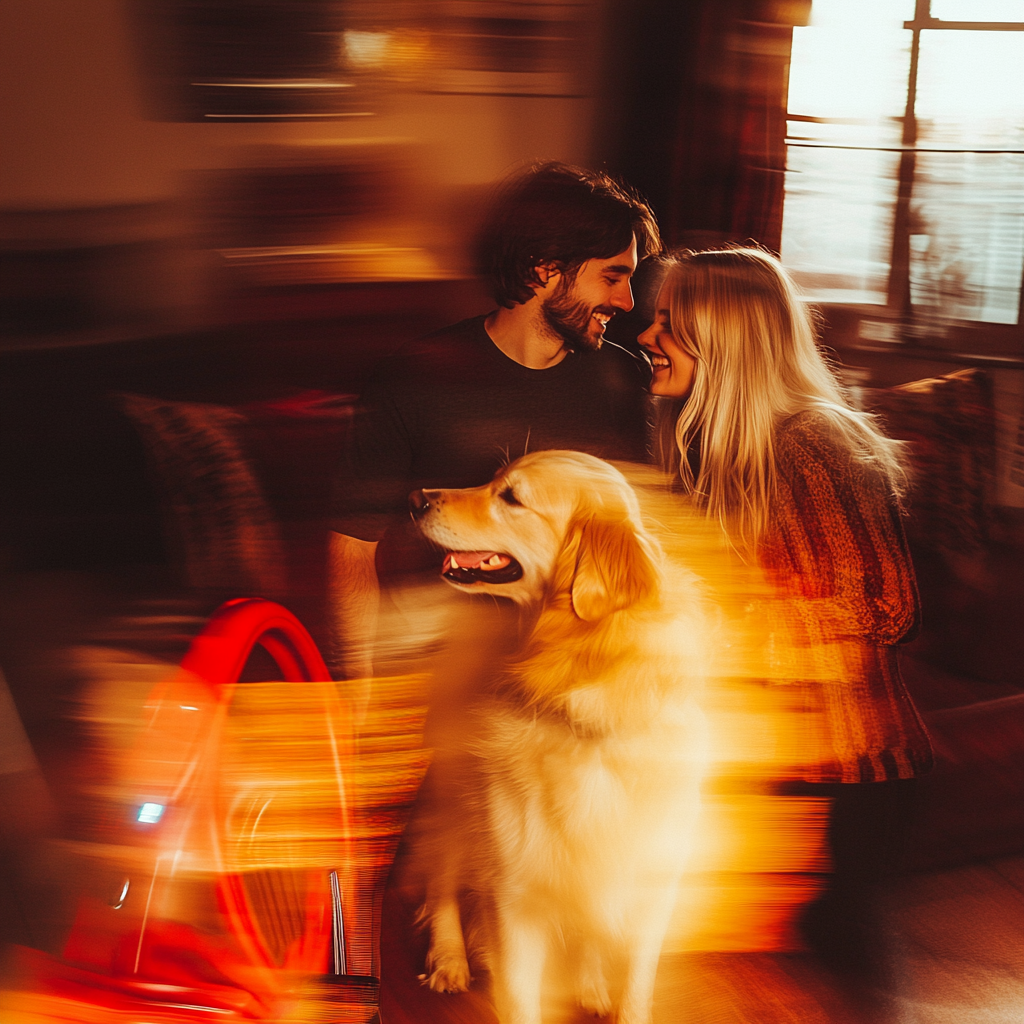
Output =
[{"x1": 653, "y1": 246, "x2": 906, "y2": 545}]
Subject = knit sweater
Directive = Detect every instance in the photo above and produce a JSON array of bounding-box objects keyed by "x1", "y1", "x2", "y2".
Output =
[{"x1": 759, "y1": 411, "x2": 933, "y2": 783}]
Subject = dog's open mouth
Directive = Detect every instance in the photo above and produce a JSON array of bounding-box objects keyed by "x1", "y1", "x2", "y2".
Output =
[{"x1": 441, "y1": 551, "x2": 523, "y2": 585}]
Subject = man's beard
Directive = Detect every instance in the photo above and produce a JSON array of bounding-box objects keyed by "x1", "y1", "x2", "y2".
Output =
[{"x1": 541, "y1": 279, "x2": 610, "y2": 353}]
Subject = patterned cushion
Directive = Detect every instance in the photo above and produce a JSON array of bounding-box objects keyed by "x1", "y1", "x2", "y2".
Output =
[
  {"x1": 862, "y1": 368, "x2": 996, "y2": 554},
  {"x1": 119, "y1": 392, "x2": 354, "y2": 602},
  {"x1": 119, "y1": 393, "x2": 289, "y2": 596}
]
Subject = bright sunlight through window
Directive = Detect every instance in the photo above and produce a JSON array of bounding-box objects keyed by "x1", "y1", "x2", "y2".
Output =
[{"x1": 781, "y1": 0, "x2": 1024, "y2": 324}]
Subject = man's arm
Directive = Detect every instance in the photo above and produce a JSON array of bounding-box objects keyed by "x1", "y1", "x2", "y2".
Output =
[
  {"x1": 328, "y1": 360, "x2": 414, "y2": 709},
  {"x1": 327, "y1": 531, "x2": 379, "y2": 723}
]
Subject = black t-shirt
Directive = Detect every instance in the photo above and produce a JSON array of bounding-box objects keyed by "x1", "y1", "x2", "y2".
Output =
[{"x1": 333, "y1": 314, "x2": 650, "y2": 541}]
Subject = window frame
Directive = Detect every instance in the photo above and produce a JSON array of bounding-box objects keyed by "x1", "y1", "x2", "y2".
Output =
[{"x1": 784, "y1": 0, "x2": 1024, "y2": 360}]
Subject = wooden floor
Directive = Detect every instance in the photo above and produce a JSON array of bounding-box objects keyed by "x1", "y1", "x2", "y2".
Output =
[{"x1": 375, "y1": 854, "x2": 1024, "y2": 1024}]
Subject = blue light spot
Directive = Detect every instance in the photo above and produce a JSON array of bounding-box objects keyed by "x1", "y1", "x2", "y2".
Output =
[{"x1": 138, "y1": 802, "x2": 164, "y2": 824}]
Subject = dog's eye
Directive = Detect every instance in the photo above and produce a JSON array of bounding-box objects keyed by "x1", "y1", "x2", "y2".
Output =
[{"x1": 499, "y1": 486, "x2": 522, "y2": 507}]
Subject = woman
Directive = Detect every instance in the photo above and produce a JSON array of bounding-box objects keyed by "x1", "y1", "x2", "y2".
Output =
[{"x1": 638, "y1": 246, "x2": 931, "y2": 996}]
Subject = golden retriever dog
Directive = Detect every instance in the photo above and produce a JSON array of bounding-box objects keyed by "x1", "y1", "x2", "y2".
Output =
[{"x1": 409, "y1": 450, "x2": 709, "y2": 1024}]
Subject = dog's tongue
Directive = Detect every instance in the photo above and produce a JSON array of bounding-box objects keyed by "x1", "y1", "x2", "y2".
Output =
[{"x1": 443, "y1": 551, "x2": 512, "y2": 572}]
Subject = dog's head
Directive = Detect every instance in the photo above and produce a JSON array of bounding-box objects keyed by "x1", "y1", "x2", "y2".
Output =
[{"x1": 411, "y1": 451, "x2": 660, "y2": 621}]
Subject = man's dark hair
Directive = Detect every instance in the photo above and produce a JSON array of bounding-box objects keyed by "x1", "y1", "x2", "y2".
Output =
[{"x1": 477, "y1": 162, "x2": 661, "y2": 308}]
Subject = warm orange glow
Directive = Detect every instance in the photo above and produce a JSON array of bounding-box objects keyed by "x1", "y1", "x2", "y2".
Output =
[
  {"x1": 0, "y1": 601, "x2": 430, "y2": 1023},
  {"x1": 0, "y1": 495, "x2": 845, "y2": 1021},
  {"x1": 619, "y1": 467, "x2": 831, "y2": 954}
]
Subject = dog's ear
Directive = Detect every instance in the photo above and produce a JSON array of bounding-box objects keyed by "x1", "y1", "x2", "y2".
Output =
[{"x1": 568, "y1": 514, "x2": 659, "y2": 622}]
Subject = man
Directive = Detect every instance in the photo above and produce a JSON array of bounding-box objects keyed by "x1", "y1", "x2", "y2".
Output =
[{"x1": 329, "y1": 161, "x2": 660, "y2": 681}]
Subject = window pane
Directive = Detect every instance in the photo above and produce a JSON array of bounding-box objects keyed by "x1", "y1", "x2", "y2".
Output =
[
  {"x1": 788, "y1": 0, "x2": 914, "y2": 119},
  {"x1": 917, "y1": 30, "x2": 1024, "y2": 137},
  {"x1": 910, "y1": 153, "x2": 1024, "y2": 324},
  {"x1": 783, "y1": 126, "x2": 901, "y2": 304},
  {"x1": 912, "y1": 31, "x2": 1024, "y2": 323},
  {"x1": 930, "y1": 0, "x2": 1024, "y2": 20},
  {"x1": 783, "y1": 0, "x2": 912, "y2": 303}
]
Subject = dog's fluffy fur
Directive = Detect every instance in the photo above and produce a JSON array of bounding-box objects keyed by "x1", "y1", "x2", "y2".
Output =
[{"x1": 413, "y1": 451, "x2": 709, "y2": 1024}]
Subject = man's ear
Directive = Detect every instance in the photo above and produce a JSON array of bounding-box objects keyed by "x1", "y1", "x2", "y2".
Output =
[
  {"x1": 567, "y1": 514, "x2": 659, "y2": 623},
  {"x1": 530, "y1": 262, "x2": 562, "y2": 294}
]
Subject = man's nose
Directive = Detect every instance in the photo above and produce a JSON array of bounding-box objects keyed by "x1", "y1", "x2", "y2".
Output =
[
  {"x1": 611, "y1": 280, "x2": 635, "y2": 312},
  {"x1": 409, "y1": 489, "x2": 438, "y2": 519}
]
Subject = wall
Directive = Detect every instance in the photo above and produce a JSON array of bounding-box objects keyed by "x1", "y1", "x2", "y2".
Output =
[{"x1": 0, "y1": 0, "x2": 598, "y2": 212}]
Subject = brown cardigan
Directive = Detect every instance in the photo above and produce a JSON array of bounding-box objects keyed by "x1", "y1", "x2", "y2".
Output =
[{"x1": 759, "y1": 411, "x2": 933, "y2": 784}]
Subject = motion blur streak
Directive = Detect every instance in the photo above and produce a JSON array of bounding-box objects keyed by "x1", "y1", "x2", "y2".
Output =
[
  {"x1": 380, "y1": 464, "x2": 835, "y2": 968},
  {"x1": 609, "y1": 467, "x2": 832, "y2": 955},
  {"x1": 3, "y1": 2, "x2": 1024, "y2": 1020},
  {"x1": 0, "y1": 601, "x2": 430, "y2": 1022}
]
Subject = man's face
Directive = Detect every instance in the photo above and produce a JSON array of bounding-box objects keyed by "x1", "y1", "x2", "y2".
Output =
[{"x1": 541, "y1": 236, "x2": 638, "y2": 353}]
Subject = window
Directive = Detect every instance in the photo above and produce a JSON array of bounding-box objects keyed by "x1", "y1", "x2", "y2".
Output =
[{"x1": 781, "y1": 0, "x2": 1024, "y2": 334}]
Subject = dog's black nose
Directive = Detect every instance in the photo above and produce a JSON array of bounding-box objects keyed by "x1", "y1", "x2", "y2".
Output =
[{"x1": 409, "y1": 489, "x2": 431, "y2": 518}]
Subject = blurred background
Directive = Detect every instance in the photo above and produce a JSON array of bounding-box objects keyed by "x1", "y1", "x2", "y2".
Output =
[
  {"x1": 3, "y1": 0, "x2": 1024, "y2": 574},
  {"x1": 1, "y1": 1, "x2": 1023, "y2": 1021}
]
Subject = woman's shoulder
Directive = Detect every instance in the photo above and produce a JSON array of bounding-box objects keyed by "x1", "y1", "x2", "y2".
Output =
[
  {"x1": 775, "y1": 408, "x2": 893, "y2": 494},
  {"x1": 775, "y1": 409, "x2": 846, "y2": 459}
]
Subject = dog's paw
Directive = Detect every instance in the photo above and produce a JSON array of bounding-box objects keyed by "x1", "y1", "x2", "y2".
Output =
[
  {"x1": 419, "y1": 952, "x2": 473, "y2": 993},
  {"x1": 575, "y1": 974, "x2": 611, "y2": 1016}
]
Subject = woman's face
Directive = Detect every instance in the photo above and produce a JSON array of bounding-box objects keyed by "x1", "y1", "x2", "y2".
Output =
[{"x1": 638, "y1": 286, "x2": 698, "y2": 398}]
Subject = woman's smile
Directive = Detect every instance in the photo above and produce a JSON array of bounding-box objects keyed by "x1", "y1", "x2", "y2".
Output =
[{"x1": 638, "y1": 286, "x2": 697, "y2": 398}]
